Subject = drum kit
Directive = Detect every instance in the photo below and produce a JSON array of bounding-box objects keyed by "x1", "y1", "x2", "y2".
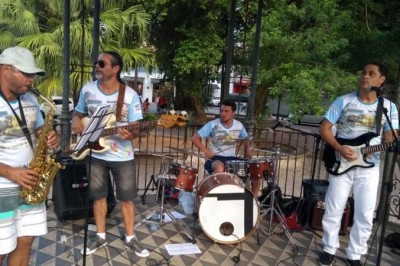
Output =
[{"x1": 136, "y1": 142, "x2": 297, "y2": 248}]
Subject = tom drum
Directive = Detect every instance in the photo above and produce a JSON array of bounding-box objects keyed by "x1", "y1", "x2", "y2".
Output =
[
  {"x1": 168, "y1": 163, "x2": 198, "y2": 191},
  {"x1": 247, "y1": 158, "x2": 274, "y2": 181}
]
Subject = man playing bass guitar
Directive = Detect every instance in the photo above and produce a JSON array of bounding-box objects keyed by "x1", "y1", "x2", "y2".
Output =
[
  {"x1": 71, "y1": 51, "x2": 149, "y2": 258},
  {"x1": 318, "y1": 62, "x2": 398, "y2": 266}
]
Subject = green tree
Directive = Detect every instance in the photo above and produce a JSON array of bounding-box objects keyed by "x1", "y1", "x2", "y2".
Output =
[
  {"x1": 254, "y1": 0, "x2": 400, "y2": 122},
  {"x1": 140, "y1": 0, "x2": 231, "y2": 122},
  {"x1": 0, "y1": 0, "x2": 155, "y2": 101}
]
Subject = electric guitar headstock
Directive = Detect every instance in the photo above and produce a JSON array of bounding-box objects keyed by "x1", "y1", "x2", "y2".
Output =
[{"x1": 158, "y1": 111, "x2": 187, "y2": 128}]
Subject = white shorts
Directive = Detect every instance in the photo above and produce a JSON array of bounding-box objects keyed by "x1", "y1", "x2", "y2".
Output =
[{"x1": 0, "y1": 202, "x2": 47, "y2": 255}]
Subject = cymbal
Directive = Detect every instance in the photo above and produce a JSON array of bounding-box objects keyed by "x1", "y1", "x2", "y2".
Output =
[
  {"x1": 166, "y1": 147, "x2": 207, "y2": 159},
  {"x1": 250, "y1": 138, "x2": 268, "y2": 142},
  {"x1": 165, "y1": 147, "x2": 190, "y2": 153},
  {"x1": 232, "y1": 138, "x2": 249, "y2": 141},
  {"x1": 152, "y1": 154, "x2": 177, "y2": 160}
]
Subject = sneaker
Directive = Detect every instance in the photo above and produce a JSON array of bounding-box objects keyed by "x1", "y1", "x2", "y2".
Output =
[
  {"x1": 80, "y1": 235, "x2": 108, "y2": 255},
  {"x1": 124, "y1": 237, "x2": 150, "y2": 257},
  {"x1": 346, "y1": 259, "x2": 361, "y2": 266},
  {"x1": 319, "y1": 252, "x2": 334, "y2": 266}
]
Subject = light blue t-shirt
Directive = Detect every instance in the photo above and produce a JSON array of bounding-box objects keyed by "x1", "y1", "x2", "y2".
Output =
[
  {"x1": 324, "y1": 92, "x2": 399, "y2": 164},
  {"x1": 0, "y1": 92, "x2": 43, "y2": 188},
  {"x1": 197, "y1": 118, "x2": 248, "y2": 157}
]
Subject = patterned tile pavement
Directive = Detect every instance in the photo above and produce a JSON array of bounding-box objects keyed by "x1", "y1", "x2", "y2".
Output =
[{"x1": 25, "y1": 193, "x2": 399, "y2": 266}]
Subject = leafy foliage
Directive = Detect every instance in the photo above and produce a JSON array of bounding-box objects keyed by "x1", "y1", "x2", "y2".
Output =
[{"x1": 0, "y1": 0, "x2": 155, "y2": 100}]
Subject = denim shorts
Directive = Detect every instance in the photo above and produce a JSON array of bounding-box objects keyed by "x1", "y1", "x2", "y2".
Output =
[{"x1": 87, "y1": 158, "x2": 137, "y2": 201}]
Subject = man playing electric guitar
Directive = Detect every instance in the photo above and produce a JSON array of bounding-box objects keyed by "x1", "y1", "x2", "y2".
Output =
[{"x1": 318, "y1": 62, "x2": 398, "y2": 266}]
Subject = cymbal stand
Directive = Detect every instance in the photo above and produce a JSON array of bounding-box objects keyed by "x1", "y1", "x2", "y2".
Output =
[
  {"x1": 135, "y1": 156, "x2": 196, "y2": 243},
  {"x1": 141, "y1": 154, "x2": 173, "y2": 204},
  {"x1": 257, "y1": 147, "x2": 296, "y2": 248},
  {"x1": 136, "y1": 155, "x2": 176, "y2": 226}
]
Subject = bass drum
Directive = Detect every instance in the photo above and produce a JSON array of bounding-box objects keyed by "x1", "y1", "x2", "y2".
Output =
[{"x1": 196, "y1": 173, "x2": 259, "y2": 244}]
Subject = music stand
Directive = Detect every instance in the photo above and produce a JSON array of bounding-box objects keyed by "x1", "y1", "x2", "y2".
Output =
[{"x1": 70, "y1": 104, "x2": 113, "y2": 265}]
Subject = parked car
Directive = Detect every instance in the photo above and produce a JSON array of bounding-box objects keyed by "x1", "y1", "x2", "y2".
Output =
[
  {"x1": 208, "y1": 96, "x2": 220, "y2": 107},
  {"x1": 41, "y1": 96, "x2": 74, "y2": 118}
]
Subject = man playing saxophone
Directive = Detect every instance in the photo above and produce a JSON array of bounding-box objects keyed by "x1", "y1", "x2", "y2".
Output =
[{"x1": 0, "y1": 47, "x2": 60, "y2": 266}]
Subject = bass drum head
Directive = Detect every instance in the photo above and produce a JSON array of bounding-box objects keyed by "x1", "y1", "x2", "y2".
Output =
[{"x1": 197, "y1": 173, "x2": 259, "y2": 244}]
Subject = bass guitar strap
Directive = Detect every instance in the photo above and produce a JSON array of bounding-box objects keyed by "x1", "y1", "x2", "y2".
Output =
[{"x1": 116, "y1": 82, "x2": 126, "y2": 122}]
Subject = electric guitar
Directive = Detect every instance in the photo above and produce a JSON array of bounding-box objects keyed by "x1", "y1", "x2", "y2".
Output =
[
  {"x1": 322, "y1": 132, "x2": 393, "y2": 176},
  {"x1": 70, "y1": 113, "x2": 187, "y2": 160}
]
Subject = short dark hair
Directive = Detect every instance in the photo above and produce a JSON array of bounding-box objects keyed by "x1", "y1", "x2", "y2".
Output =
[
  {"x1": 366, "y1": 62, "x2": 388, "y2": 79},
  {"x1": 103, "y1": 51, "x2": 124, "y2": 83},
  {"x1": 221, "y1": 99, "x2": 237, "y2": 112}
]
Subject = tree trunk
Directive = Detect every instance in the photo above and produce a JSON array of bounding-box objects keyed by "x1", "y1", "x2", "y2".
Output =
[
  {"x1": 253, "y1": 84, "x2": 271, "y2": 127},
  {"x1": 191, "y1": 95, "x2": 208, "y2": 124}
]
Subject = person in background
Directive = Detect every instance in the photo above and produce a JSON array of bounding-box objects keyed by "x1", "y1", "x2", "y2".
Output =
[
  {"x1": 142, "y1": 98, "x2": 150, "y2": 113},
  {"x1": 157, "y1": 94, "x2": 167, "y2": 113},
  {"x1": 71, "y1": 51, "x2": 149, "y2": 258},
  {"x1": 318, "y1": 62, "x2": 398, "y2": 266},
  {"x1": 0, "y1": 46, "x2": 60, "y2": 266}
]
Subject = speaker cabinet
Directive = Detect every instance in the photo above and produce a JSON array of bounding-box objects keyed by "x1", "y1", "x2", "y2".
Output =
[
  {"x1": 310, "y1": 199, "x2": 350, "y2": 235},
  {"x1": 52, "y1": 159, "x2": 116, "y2": 221}
]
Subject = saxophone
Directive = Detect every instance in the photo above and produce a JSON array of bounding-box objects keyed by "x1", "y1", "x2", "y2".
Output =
[{"x1": 20, "y1": 89, "x2": 63, "y2": 204}]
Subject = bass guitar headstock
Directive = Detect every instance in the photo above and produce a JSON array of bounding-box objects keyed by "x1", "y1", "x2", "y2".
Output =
[{"x1": 158, "y1": 111, "x2": 187, "y2": 128}]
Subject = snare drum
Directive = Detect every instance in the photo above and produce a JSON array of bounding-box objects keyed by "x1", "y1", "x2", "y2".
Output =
[
  {"x1": 247, "y1": 158, "x2": 274, "y2": 181},
  {"x1": 196, "y1": 173, "x2": 259, "y2": 244},
  {"x1": 168, "y1": 163, "x2": 198, "y2": 191},
  {"x1": 224, "y1": 160, "x2": 248, "y2": 178}
]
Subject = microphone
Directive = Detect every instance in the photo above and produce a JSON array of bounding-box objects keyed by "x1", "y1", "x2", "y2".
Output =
[{"x1": 367, "y1": 86, "x2": 384, "y2": 92}]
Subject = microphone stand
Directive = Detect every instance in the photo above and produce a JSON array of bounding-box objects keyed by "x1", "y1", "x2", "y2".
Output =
[
  {"x1": 69, "y1": 105, "x2": 113, "y2": 266},
  {"x1": 284, "y1": 125, "x2": 322, "y2": 229},
  {"x1": 374, "y1": 91, "x2": 399, "y2": 266}
]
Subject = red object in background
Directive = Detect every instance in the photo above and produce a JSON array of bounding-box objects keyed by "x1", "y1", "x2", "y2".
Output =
[
  {"x1": 285, "y1": 212, "x2": 302, "y2": 231},
  {"x1": 233, "y1": 78, "x2": 250, "y2": 94}
]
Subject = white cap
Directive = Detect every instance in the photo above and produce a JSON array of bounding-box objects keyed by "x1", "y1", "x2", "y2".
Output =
[{"x1": 0, "y1": 46, "x2": 46, "y2": 76}]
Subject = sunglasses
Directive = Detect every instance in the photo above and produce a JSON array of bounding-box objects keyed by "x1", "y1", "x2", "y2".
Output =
[{"x1": 94, "y1": 60, "x2": 108, "y2": 68}]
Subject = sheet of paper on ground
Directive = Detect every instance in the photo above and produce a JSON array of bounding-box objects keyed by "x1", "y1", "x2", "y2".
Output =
[{"x1": 165, "y1": 243, "x2": 202, "y2": 256}]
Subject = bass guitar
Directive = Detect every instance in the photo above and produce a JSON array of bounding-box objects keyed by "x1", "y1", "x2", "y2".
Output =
[
  {"x1": 70, "y1": 113, "x2": 187, "y2": 160},
  {"x1": 322, "y1": 132, "x2": 392, "y2": 175}
]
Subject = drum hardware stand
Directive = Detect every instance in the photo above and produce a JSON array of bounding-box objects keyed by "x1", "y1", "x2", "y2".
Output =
[
  {"x1": 141, "y1": 174, "x2": 157, "y2": 204},
  {"x1": 256, "y1": 148, "x2": 296, "y2": 248},
  {"x1": 141, "y1": 153, "x2": 175, "y2": 204},
  {"x1": 136, "y1": 156, "x2": 196, "y2": 243},
  {"x1": 135, "y1": 174, "x2": 178, "y2": 227}
]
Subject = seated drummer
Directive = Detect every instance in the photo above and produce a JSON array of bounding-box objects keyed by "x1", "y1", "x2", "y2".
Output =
[{"x1": 192, "y1": 99, "x2": 261, "y2": 195}]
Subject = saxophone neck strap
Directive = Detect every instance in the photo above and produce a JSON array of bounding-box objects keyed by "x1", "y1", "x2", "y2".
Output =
[{"x1": 0, "y1": 89, "x2": 34, "y2": 150}]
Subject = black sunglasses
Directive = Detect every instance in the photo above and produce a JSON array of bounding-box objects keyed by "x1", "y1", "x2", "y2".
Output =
[{"x1": 94, "y1": 60, "x2": 107, "y2": 68}]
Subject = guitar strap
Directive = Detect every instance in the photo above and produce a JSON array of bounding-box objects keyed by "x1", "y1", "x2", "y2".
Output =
[
  {"x1": 116, "y1": 82, "x2": 126, "y2": 122},
  {"x1": 375, "y1": 97, "x2": 383, "y2": 135}
]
